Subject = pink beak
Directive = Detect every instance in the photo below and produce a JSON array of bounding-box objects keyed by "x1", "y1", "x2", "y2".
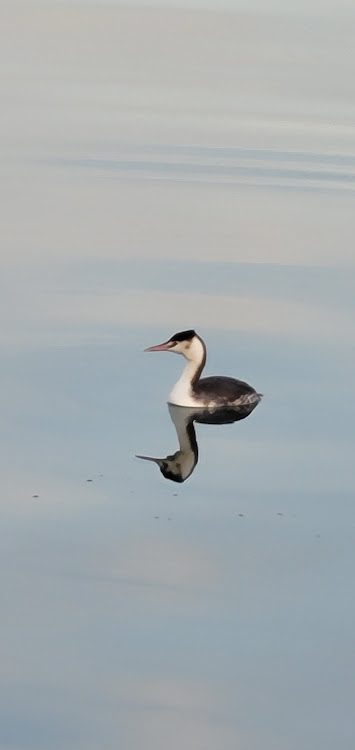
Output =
[{"x1": 144, "y1": 340, "x2": 171, "y2": 352}]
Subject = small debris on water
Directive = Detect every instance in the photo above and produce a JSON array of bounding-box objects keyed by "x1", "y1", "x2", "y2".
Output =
[
  {"x1": 238, "y1": 513, "x2": 244, "y2": 517},
  {"x1": 32, "y1": 494, "x2": 39, "y2": 499},
  {"x1": 154, "y1": 516, "x2": 159, "y2": 519},
  {"x1": 277, "y1": 512, "x2": 283, "y2": 516},
  {"x1": 86, "y1": 479, "x2": 93, "y2": 483},
  {"x1": 172, "y1": 493, "x2": 178, "y2": 497}
]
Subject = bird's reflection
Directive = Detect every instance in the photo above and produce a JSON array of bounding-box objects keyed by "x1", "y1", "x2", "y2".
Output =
[{"x1": 136, "y1": 401, "x2": 259, "y2": 483}]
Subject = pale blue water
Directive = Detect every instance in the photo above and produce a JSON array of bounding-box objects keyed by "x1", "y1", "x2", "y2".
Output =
[{"x1": 1, "y1": 3, "x2": 355, "y2": 749}]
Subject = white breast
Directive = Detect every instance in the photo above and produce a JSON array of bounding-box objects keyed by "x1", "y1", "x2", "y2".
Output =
[{"x1": 168, "y1": 371, "x2": 201, "y2": 407}]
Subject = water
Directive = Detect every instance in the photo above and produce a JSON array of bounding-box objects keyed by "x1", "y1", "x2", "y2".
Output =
[{"x1": 1, "y1": 3, "x2": 355, "y2": 749}]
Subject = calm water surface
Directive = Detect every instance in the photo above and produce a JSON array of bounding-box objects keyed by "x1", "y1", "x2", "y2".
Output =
[{"x1": 1, "y1": 3, "x2": 355, "y2": 749}]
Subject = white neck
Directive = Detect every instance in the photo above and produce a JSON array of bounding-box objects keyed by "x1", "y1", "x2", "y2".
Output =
[{"x1": 168, "y1": 336, "x2": 206, "y2": 407}]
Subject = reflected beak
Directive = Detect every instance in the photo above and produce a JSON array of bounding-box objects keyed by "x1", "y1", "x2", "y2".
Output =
[
  {"x1": 135, "y1": 454, "x2": 162, "y2": 466},
  {"x1": 144, "y1": 340, "x2": 171, "y2": 352}
]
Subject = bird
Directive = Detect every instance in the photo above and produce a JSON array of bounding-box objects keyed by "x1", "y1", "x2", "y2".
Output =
[{"x1": 144, "y1": 329, "x2": 262, "y2": 408}]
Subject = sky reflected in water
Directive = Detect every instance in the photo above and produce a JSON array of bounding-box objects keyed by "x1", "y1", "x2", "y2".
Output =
[{"x1": 1, "y1": 2, "x2": 355, "y2": 749}]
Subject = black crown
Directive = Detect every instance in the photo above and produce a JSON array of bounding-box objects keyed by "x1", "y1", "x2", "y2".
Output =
[{"x1": 169, "y1": 329, "x2": 196, "y2": 343}]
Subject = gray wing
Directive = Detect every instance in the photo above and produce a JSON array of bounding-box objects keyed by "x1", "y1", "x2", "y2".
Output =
[{"x1": 194, "y1": 376, "x2": 260, "y2": 406}]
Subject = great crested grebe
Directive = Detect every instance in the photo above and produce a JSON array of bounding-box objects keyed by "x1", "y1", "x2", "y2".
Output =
[
  {"x1": 136, "y1": 401, "x2": 260, "y2": 483},
  {"x1": 145, "y1": 329, "x2": 262, "y2": 408}
]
